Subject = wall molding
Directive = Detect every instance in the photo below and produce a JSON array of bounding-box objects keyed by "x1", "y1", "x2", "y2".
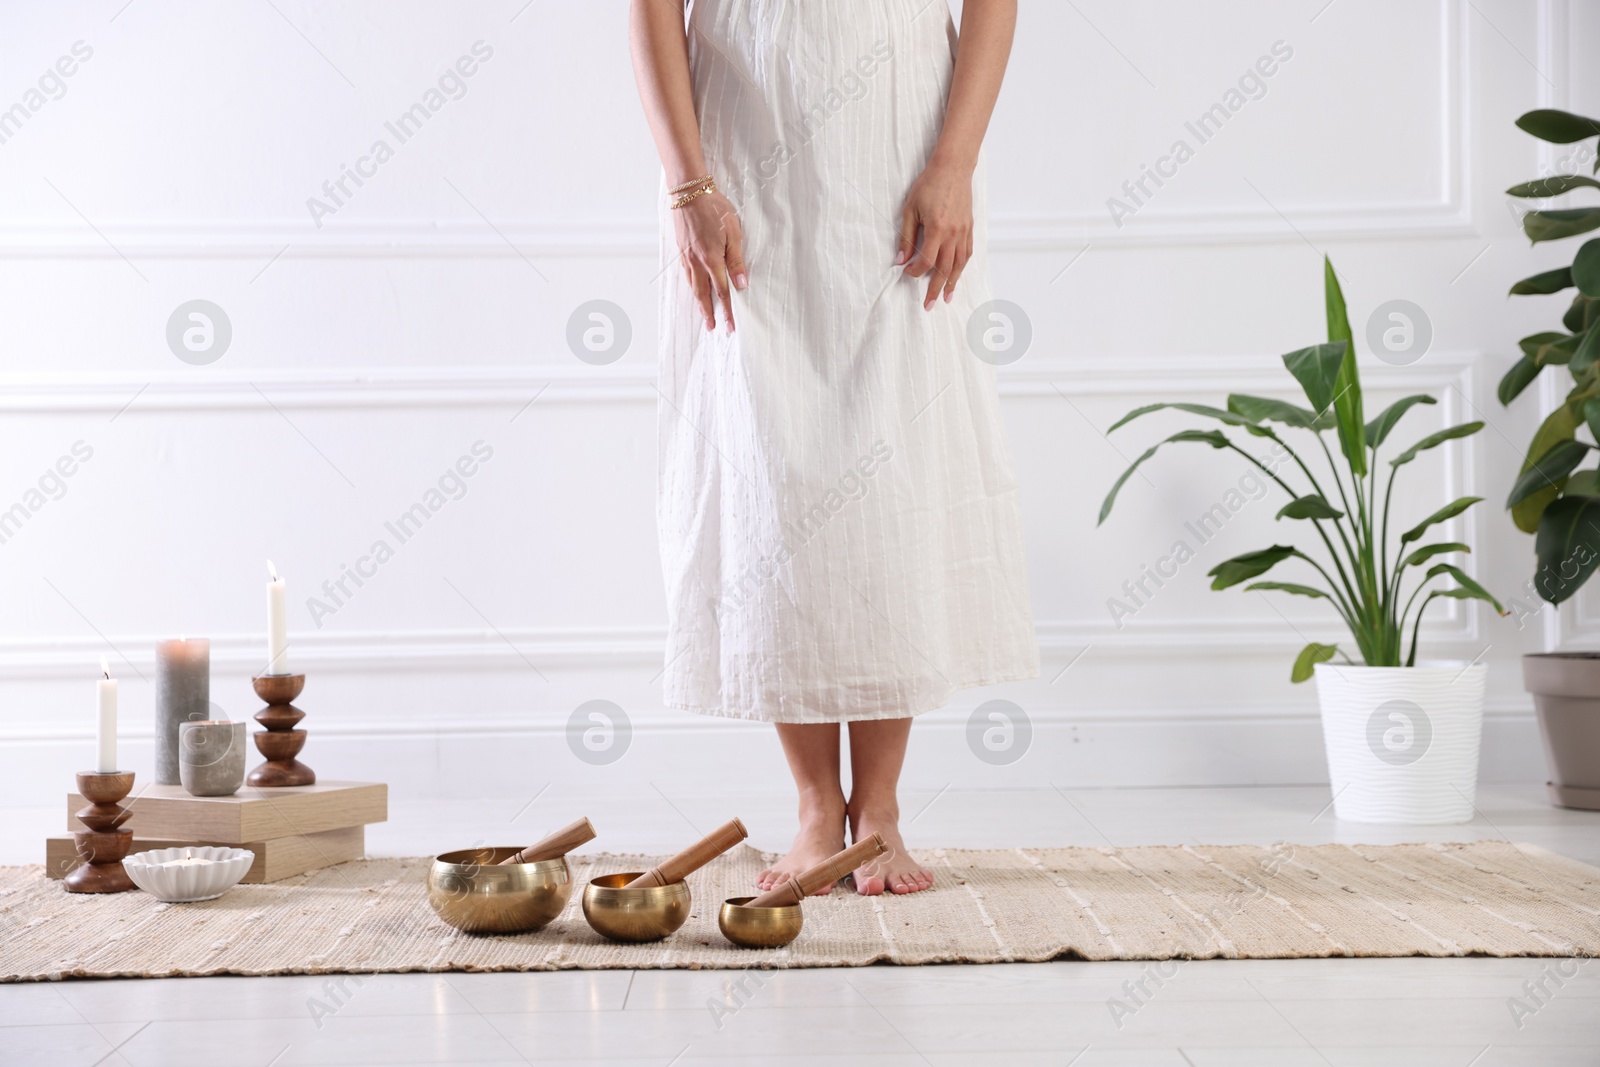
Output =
[
  {"x1": 0, "y1": 619, "x2": 1483, "y2": 682},
  {"x1": 0, "y1": 350, "x2": 1487, "y2": 412},
  {"x1": 0, "y1": 704, "x2": 1537, "y2": 747},
  {"x1": 0, "y1": 3, "x2": 1474, "y2": 257},
  {"x1": 0, "y1": 351, "x2": 1493, "y2": 665}
]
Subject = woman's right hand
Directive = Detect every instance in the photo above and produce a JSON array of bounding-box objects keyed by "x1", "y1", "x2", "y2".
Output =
[{"x1": 673, "y1": 189, "x2": 746, "y2": 332}]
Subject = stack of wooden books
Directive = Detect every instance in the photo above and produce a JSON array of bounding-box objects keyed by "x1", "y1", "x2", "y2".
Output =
[{"x1": 47, "y1": 780, "x2": 387, "y2": 884}]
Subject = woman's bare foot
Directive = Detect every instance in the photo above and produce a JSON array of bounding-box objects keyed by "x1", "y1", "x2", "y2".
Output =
[
  {"x1": 847, "y1": 803, "x2": 933, "y2": 895},
  {"x1": 755, "y1": 795, "x2": 846, "y2": 894}
]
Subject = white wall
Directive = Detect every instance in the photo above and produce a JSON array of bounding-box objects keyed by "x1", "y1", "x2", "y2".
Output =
[{"x1": 1, "y1": 0, "x2": 1594, "y2": 805}]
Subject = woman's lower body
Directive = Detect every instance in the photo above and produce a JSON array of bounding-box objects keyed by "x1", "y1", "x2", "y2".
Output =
[{"x1": 657, "y1": 0, "x2": 1039, "y2": 893}]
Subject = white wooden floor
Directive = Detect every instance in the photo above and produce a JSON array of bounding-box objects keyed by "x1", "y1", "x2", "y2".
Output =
[{"x1": 3, "y1": 783, "x2": 1597, "y2": 1066}]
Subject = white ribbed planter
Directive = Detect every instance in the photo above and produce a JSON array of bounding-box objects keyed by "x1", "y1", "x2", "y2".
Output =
[{"x1": 1312, "y1": 662, "x2": 1486, "y2": 824}]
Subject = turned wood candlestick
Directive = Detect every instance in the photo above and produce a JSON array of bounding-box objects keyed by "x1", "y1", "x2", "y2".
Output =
[
  {"x1": 497, "y1": 817, "x2": 596, "y2": 865},
  {"x1": 624, "y1": 818, "x2": 747, "y2": 888},
  {"x1": 247, "y1": 673, "x2": 314, "y2": 787},
  {"x1": 65, "y1": 771, "x2": 136, "y2": 894},
  {"x1": 747, "y1": 832, "x2": 887, "y2": 907}
]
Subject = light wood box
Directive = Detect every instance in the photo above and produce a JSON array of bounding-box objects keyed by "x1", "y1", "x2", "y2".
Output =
[
  {"x1": 65, "y1": 780, "x2": 387, "y2": 843},
  {"x1": 46, "y1": 825, "x2": 365, "y2": 884}
]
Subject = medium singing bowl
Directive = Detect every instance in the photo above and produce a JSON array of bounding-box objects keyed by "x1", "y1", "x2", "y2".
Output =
[
  {"x1": 427, "y1": 848, "x2": 573, "y2": 935},
  {"x1": 581, "y1": 872, "x2": 692, "y2": 943},
  {"x1": 718, "y1": 896, "x2": 804, "y2": 948}
]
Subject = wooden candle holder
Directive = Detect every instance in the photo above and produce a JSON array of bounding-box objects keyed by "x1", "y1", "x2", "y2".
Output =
[
  {"x1": 497, "y1": 817, "x2": 596, "y2": 865},
  {"x1": 624, "y1": 818, "x2": 747, "y2": 888},
  {"x1": 64, "y1": 771, "x2": 136, "y2": 894},
  {"x1": 247, "y1": 673, "x2": 314, "y2": 787},
  {"x1": 747, "y1": 832, "x2": 887, "y2": 908}
]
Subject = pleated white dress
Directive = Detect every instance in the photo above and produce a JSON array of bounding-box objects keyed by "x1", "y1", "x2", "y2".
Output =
[{"x1": 657, "y1": 0, "x2": 1038, "y2": 723}]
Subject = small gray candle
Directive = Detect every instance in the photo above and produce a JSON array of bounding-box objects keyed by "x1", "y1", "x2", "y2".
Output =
[{"x1": 155, "y1": 638, "x2": 210, "y2": 785}]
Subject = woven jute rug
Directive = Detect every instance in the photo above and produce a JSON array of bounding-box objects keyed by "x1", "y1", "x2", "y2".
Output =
[{"x1": 3, "y1": 842, "x2": 1597, "y2": 981}]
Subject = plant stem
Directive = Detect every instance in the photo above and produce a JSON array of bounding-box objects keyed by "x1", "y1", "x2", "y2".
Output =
[{"x1": 1222, "y1": 440, "x2": 1363, "y2": 621}]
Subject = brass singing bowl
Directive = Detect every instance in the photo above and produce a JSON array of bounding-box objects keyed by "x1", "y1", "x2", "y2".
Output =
[
  {"x1": 426, "y1": 847, "x2": 573, "y2": 935},
  {"x1": 581, "y1": 872, "x2": 692, "y2": 943},
  {"x1": 718, "y1": 896, "x2": 804, "y2": 948}
]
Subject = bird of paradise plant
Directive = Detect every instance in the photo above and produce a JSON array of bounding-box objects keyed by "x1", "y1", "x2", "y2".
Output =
[{"x1": 1098, "y1": 257, "x2": 1506, "y2": 681}]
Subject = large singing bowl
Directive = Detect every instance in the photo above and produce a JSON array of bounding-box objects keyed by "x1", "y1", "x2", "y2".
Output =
[{"x1": 427, "y1": 847, "x2": 573, "y2": 935}]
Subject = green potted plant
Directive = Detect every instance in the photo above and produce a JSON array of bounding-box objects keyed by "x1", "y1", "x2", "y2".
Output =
[
  {"x1": 1100, "y1": 257, "x2": 1505, "y2": 823},
  {"x1": 1498, "y1": 107, "x2": 1600, "y2": 811}
]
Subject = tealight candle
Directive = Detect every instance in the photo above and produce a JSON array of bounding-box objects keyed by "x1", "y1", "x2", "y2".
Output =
[{"x1": 163, "y1": 849, "x2": 209, "y2": 868}]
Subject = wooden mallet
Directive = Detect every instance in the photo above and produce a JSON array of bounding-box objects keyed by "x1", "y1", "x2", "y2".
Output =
[
  {"x1": 623, "y1": 818, "x2": 747, "y2": 888},
  {"x1": 747, "y1": 832, "x2": 887, "y2": 907},
  {"x1": 497, "y1": 817, "x2": 596, "y2": 865}
]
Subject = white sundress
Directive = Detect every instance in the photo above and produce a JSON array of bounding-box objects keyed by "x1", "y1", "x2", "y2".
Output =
[{"x1": 656, "y1": 0, "x2": 1039, "y2": 723}]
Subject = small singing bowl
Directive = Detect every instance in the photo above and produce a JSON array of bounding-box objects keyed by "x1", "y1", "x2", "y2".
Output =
[
  {"x1": 426, "y1": 847, "x2": 573, "y2": 935},
  {"x1": 581, "y1": 873, "x2": 692, "y2": 943},
  {"x1": 718, "y1": 896, "x2": 804, "y2": 949}
]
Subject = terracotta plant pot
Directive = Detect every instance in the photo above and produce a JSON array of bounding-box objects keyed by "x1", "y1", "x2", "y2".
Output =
[{"x1": 1522, "y1": 653, "x2": 1600, "y2": 811}]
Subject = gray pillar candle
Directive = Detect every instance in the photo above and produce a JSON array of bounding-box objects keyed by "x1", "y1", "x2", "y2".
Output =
[{"x1": 155, "y1": 638, "x2": 210, "y2": 785}]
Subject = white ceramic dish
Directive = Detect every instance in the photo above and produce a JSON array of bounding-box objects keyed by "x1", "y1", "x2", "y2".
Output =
[{"x1": 124, "y1": 846, "x2": 255, "y2": 902}]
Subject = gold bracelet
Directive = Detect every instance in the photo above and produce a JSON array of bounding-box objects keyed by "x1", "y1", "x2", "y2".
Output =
[
  {"x1": 668, "y1": 174, "x2": 715, "y2": 195},
  {"x1": 671, "y1": 182, "x2": 716, "y2": 210}
]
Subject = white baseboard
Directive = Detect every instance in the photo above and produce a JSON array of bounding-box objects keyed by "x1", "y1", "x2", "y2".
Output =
[{"x1": 3, "y1": 709, "x2": 1547, "y2": 810}]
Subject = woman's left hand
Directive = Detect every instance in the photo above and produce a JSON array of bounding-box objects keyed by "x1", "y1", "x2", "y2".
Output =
[{"x1": 897, "y1": 161, "x2": 974, "y2": 310}]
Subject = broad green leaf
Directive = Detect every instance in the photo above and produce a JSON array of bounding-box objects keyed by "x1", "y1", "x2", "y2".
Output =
[
  {"x1": 1097, "y1": 429, "x2": 1229, "y2": 525},
  {"x1": 1207, "y1": 545, "x2": 1297, "y2": 590},
  {"x1": 1585, "y1": 398, "x2": 1600, "y2": 446},
  {"x1": 1513, "y1": 403, "x2": 1581, "y2": 533},
  {"x1": 1280, "y1": 341, "x2": 1346, "y2": 415},
  {"x1": 1365, "y1": 394, "x2": 1437, "y2": 448},
  {"x1": 1516, "y1": 109, "x2": 1600, "y2": 144},
  {"x1": 1572, "y1": 328, "x2": 1600, "y2": 375},
  {"x1": 1498, "y1": 355, "x2": 1541, "y2": 405},
  {"x1": 1526, "y1": 332, "x2": 1581, "y2": 366},
  {"x1": 1423, "y1": 563, "x2": 1507, "y2": 615},
  {"x1": 1507, "y1": 175, "x2": 1600, "y2": 197},
  {"x1": 1533, "y1": 495, "x2": 1600, "y2": 603},
  {"x1": 1244, "y1": 581, "x2": 1331, "y2": 600},
  {"x1": 1106, "y1": 402, "x2": 1256, "y2": 434},
  {"x1": 1576, "y1": 239, "x2": 1600, "y2": 297},
  {"x1": 1389, "y1": 422, "x2": 1485, "y2": 468},
  {"x1": 1506, "y1": 438, "x2": 1591, "y2": 508},
  {"x1": 1275, "y1": 495, "x2": 1343, "y2": 521},
  {"x1": 1400, "y1": 497, "x2": 1483, "y2": 544},
  {"x1": 1322, "y1": 259, "x2": 1367, "y2": 476},
  {"x1": 1510, "y1": 266, "x2": 1575, "y2": 295},
  {"x1": 1226, "y1": 394, "x2": 1325, "y2": 429},
  {"x1": 1564, "y1": 468, "x2": 1600, "y2": 496},
  {"x1": 1521, "y1": 330, "x2": 1574, "y2": 360},
  {"x1": 1291, "y1": 642, "x2": 1338, "y2": 683},
  {"x1": 1566, "y1": 295, "x2": 1598, "y2": 333},
  {"x1": 1524, "y1": 208, "x2": 1600, "y2": 243},
  {"x1": 1399, "y1": 542, "x2": 1469, "y2": 569}
]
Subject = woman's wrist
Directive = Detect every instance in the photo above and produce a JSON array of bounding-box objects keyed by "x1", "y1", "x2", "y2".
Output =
[
  {"x1": 927, "y1": 143, "x2": 979, "y2": 176},
  {"x1": 665, "y1": 157, "x2": 712, "y2": 188}
]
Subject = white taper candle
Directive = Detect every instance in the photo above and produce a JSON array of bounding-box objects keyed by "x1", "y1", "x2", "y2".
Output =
[
  {"x1": 266, "y1": 559, "x2": 289, "y2": 675},
  {"x1": 96, "y1": 654, "x2": 117, "y2": 773}
]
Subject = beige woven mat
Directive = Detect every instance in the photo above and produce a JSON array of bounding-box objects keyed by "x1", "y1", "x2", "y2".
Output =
[{"x1": 3, "y1": 842, "x2": 1597, "y2": 981}]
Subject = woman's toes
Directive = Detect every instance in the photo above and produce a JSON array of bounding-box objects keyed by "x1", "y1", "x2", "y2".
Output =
[{"x1": 854, "y1": 872, "x2": 885, "y2": 896}]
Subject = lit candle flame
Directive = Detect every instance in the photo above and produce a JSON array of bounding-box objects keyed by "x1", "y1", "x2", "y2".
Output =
[
  {"x1": 99, "y1": 654, "x2": 110, "y2": 679},
  {"x1": 267, "y1": 559, "x2": 279, "y2": 582}
]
